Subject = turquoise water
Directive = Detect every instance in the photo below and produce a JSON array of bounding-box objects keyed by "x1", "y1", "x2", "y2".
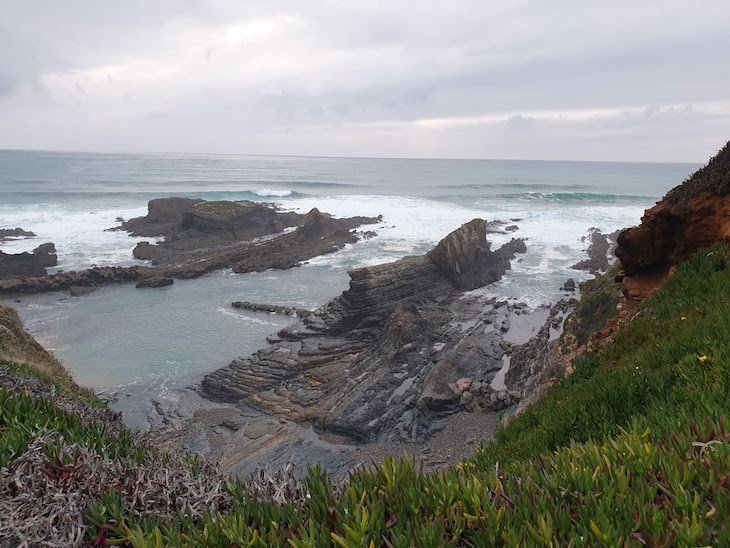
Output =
[{"x1": 0, "y1": 150, "x2": 698, "y2": 426}]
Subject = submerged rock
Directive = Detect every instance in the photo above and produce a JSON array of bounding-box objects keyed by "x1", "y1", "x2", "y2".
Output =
[
  {"x1": 231, "y1": 301, "x2": 312, "y2": 317},
  {"x1": 68, "y1": 285, "x2": 97, "y2": 297},
  {"x1": 136, "y1": 277, "x2": 174, "y2": 289}
]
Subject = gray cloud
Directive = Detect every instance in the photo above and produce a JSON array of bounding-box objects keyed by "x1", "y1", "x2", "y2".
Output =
[{"x1": 1, "y1": 0, "x2": 728, "y2": 161}]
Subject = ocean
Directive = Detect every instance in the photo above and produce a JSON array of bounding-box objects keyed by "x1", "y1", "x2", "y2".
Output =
[{"x1": 0, "y1": 149, "x2": 698, "y2": 427}]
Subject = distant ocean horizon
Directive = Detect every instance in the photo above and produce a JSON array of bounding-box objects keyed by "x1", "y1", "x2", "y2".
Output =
[{"x1": 0, "y1": 149, "x2": 699, "y2": 428}]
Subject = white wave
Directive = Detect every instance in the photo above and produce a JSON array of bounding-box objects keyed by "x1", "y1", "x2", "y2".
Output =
[
  {"x1": 0, "y1": 203, "x2": 151, "y2": 271},
  {"x1": 216, "y1": 307, "x2": 274, "y2": 325},
  {"x1": 252, "y1": 189, "x2": 292, "y2": 197}
]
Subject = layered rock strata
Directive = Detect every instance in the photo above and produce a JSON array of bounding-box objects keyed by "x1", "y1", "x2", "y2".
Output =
[
  {"x1": 201, "y1": 220, "x2": 526, "y2": 443},
  {"x1": 616, "y1": 141, "x2": 730, "y2": 300}
]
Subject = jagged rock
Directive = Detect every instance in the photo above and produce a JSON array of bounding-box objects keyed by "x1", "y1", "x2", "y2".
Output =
[
  {"x1": 572, "y1": 229, "x2": 610, "y2": 273},
  {"x1": 427, "y1": 219, "x2": 526, "y2": 290},
  {"x1": 561, "y1": 278, "x2": 577, "y2": 292},
  {"x1": 0, "y1": 266, "x2": 146, "y2": 295},
  {"x1": 1, "y1": 203, "x2": 380, "y2": 295},
  {"x1": 202, "y1": 220, "x2": 524, "y2": 443},
  {"x1": 616, "y1": 141, "x2": 730, "y2": 300},
  {"x1": 0, "y1": 228, "x2": 35, "y2": 242},
  {"x1": 0, "y1": 243, "x2": 57, "y2": 279},
  {"x1": 505, "y1": 300, "x2": 575, "y2": 407},
  {"x1": 232, "y1": 301, "x2": 311, "y2": 317},
  {"x1": 135, "y1": 277, "x2": 174, "y2": 289},
  {"x1": 113, "y1": 197, "x2": 204, "y2": 237}
]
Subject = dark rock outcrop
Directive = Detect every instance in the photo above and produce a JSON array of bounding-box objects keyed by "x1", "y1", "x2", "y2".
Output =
[
  {"x1": 572, "y1": 229, "x2": 610, "y2": 274},
  {"x1": 427, "y1": 219, "x2": 525, "y2": 290},
  {"x1": 0, "y1": 266, "x2": 145, "y2": 294},
  {"x1": 232, "y1": 302, "x2": 312, "y2": 317},
  {"x1": 115, "y1": 198, "x2": 204, "y2": 237},
  {"x1": 616, "y1": 141, "x2": 730, "y2": 300},
  {"x1": 68, "y1": 285, "x2": 97, "y2": 297},
  {"x1": 1, "y1": 204, "x2": 380, "y2": 295},
  {"x1": 0, "y1": 243, "x2": 58, "y2": 279},
  {"x1": 0, "y1": 228, "x2": 35, "y2": 242},
  {"x1": 116, "y1": 198, "x2": 310, "y2": 261},
  {"x1": 201, "y1": 220, "x2": 526, "y2": 443},
  {"x1": 136, "y1": 277, "x2": 174, "y2": 289}
]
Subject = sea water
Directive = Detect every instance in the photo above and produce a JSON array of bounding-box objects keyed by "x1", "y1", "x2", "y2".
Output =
[{"x1": 0, "y1": 150, "x2": 697, "y2": 426}]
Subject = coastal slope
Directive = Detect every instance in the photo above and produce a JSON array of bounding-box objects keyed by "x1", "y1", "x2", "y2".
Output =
[{"x1": 616, "y1": 140, "x2": 730, "y2": 300}]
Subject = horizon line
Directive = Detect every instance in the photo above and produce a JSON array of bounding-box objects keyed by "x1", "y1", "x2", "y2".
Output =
[{"x1": 0, "y1": 146, "x2": 702, "y2": 167}]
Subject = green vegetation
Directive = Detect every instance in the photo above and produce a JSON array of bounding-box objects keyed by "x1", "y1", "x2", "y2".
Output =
[
  {"x1": 569, "y1": 263, "x2": 623, "y2": 345},
  {"x1": 192, "y1": 200, "x2": 257, "y2": 216},
  {"x1": 1, "y1": 247, "x2": 728, "y2": 545},
  {"x1": 0, "y1": 305, "x2": 76, "y2": 390}
]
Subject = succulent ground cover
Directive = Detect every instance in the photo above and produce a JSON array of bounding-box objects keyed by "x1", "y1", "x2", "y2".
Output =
[{"x1": 1, "y1": 246, "x2": 728, "y2": 546}]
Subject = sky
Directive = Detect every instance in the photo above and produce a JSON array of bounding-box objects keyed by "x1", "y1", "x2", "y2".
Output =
[{"x1": 1, "y1": 0, "x2": 729, "y2": 162}]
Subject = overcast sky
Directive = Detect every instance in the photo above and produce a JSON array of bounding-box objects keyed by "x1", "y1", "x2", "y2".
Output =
[{"x1": 1, "y1": 1, "x2": 729, "y2": 161}]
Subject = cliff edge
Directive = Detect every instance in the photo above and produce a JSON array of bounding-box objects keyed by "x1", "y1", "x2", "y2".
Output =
[{"x1": 616, "y1": 141, "x2": 730, "y2": 300}]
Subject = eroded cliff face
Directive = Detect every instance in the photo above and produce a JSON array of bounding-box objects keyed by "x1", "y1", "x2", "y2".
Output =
[{"x1": 616, "y1": 141, "x2": 730, "y2": 300}]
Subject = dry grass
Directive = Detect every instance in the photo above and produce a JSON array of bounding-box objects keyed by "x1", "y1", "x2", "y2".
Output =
[{"x1": 0, "y1": 305, "x2": 75, "y2": 391}]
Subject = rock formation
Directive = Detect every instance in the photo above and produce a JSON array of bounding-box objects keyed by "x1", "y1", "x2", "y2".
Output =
[
  {"x1": 0, "y1": 243, "x2": 57, "y2": 279},
  {"x1": 136, "y1": 276, "x2": 174, "y2": 289},
  {"x1": 115, "y1": 198, "x2": 204, "y2": 237},
  {"x1": 427, "y1": 218, "x2": 525, "y2": 290},
  {"x1": 115, "y1": 197, "x2": 309, "y2": 262},
  {"x1": 0, "y1": 265, "x2": 144, "y2": 294},
  {"x1": 571, "y1": 229, "x2": 610, "y2": 273},
  {"x1": 201, "y1": 220, "x2": 526, "y2": 443},
  {"x1": 0, "y1": 228, "x2": 35, "y2": 242},
  {"x1": 0, "y1": 202, "x2": 380, "y2": 295},
  {"x1": 616, "y1": 141, "x2": 730, "y2": 300},
  {"x1": 232, "y1": 301, "x2": 312, "y2": 317}
]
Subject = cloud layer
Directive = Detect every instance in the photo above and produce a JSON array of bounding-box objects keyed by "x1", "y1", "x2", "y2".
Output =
[{"x1": 1, "y1": 1, "x2": 729, "y2": 161}]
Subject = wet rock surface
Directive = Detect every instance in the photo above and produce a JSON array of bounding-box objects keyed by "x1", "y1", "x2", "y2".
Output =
[
  {"x1": 0, "y1": 228, "x2": 36, "y2": 242},
  {"x1": 504, "y1": 300, "x2": 575, "y2": 408},
  {"x1": 231, "y1": 301, "x2": 312, "y2": 317},
  {"x1": 0, "y1": 266, "x2": 146, "y2": 295},
  {"x1": 572, "y1": 229, "x2": 611, "y2": 274},
  {"x1": 0, "y1": 243, "x2": 58, "y2": 279},
  {"x1": 136, "y1": 276, "x2": 174, "y2": 289},
  {"x1": 201, "y1": 220, "x2": 527, "y2": 451}
]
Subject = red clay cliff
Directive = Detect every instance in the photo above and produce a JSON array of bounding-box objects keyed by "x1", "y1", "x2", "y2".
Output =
[{"x1": 616, "y1": 141, "x2": 730, "y2": 301}]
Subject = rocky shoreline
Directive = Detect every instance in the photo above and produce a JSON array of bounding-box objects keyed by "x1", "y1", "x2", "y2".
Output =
[
  {"x1": 1, "y1": 196, "x2": 632, "y2": 479},
  {"x1": 0, "y1": 198, "x2": 381, "y2": 295},
  {"x1": 148, "y1": 219, "x2": 567, "y2": 475}
]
